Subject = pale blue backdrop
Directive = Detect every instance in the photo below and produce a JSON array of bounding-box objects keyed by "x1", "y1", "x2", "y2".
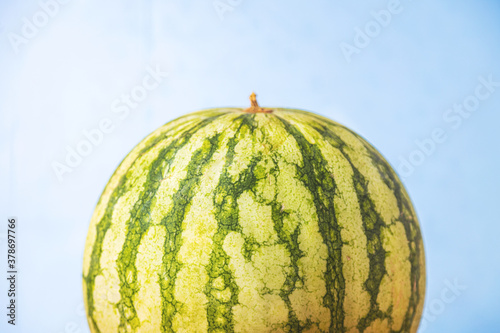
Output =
[{"x1": 1, "y1": 0, "x2": 499, "y2": 332}]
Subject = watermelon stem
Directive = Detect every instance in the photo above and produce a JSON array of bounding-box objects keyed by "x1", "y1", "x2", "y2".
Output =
[{"x1": 244, "y1": 92, "x2": 273, "y2": 113}]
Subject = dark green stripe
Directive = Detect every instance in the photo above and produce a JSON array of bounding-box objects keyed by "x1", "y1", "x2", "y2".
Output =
[
  {"x1": 355, "y1": 136, "x2": 423, "y2": 333},
  {"x1": 277, "y1": 116, "x2": 345, "y2": 332},
  {"x1": 84, "y1": 114, "x2": 225, "y2": 333},
  {"x1": 115, "y1": 116, "x2": 224, "y2": 330},
  {"x1": 308, "y1": 115, "x2": 423, "y2": 332},
  {"x1": 264, "y1": 117, "x2": 303, "y2": 331},
  {"x1": 307, "y1": 119, "x2": 391, "y2": 331},
  {"x1": 158, "y1": 130, "x2": 226, "y2": 332},
  {"x1": 207, "y1": 113, "x2": 310, "y2": 332},
  {"x1": 351, "y1": 168, "x2": 390, "y2": 332},
  {"x1": 328, "y1": 122, "x2": 423, "y2": 332},
  {"x1": 273, "y1": 204, "x2": 303, "y2": 332},
  {"x1": 205, "y1": 114, "x2": 257, "y2": 332},
  {"x1": 84, "y1": 122, "x2": 195, "y2": 333}
]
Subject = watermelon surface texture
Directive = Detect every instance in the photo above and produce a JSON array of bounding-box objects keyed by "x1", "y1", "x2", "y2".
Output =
[{"x1": 83, "y1": 95, "x2": 425, "y2": 333}]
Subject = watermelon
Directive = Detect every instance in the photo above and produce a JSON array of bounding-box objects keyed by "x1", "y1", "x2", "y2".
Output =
[{"x1": 83, "y1": 94, "x2": 425, "y2": 333}]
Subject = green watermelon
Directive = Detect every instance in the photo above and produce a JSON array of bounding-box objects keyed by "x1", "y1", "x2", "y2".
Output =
[{"x1": 83, "y1": 94, "x2": 425, "y2": 333}]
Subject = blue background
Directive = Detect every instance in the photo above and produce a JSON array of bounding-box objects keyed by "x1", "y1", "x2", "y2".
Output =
[{"x1": 1, "y1": 0, "x2": 499, "y2": 332}]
